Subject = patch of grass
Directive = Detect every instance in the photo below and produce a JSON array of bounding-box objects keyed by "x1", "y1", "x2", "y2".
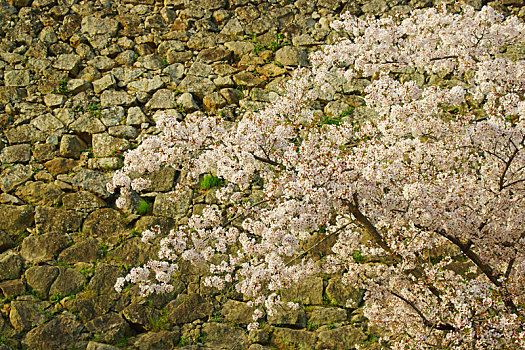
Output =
[
  {"x1": 352, "y1": 250, "x2": 364, "y2": 263},
  {"x1": 320, "y1": 115, "x2": 342, "y2": 126},
  {"x1": 340, "y1": 107, "x2": 354, "y2": 118},
  {"x1": 58, "y1": 79, "x2": 69, "y2": 95},
  {"x1": 268, "y1": 33, "x2": 290, "y2": 52},
  {"x1": 136, "y1": 200, "x2": 152, "y2": 215},
  {"x1": 87, "y1": 103, "x2": 101, "y2": 117},
  {"x1": 199, "y1": 174, "x2": 223, "y2": 190}
]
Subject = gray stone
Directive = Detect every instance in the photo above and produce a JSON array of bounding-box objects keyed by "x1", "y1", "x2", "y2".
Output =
[
  {"x1": 53, "y1": 54, "x2": 81, "y2": 74},
  {"x1": 4, "y1": 70, "x2": 31, "y2": 87},
  {"x1": 60, "y1": 134, "x2": 87, "y2": 159},
  {"x1": 0, "y1": 164, "x2": 33, "y2": 193},
  {"x1": 109, "y1": 125, "x2": 139, "y2": 139},
  {"x1": 5, "y1": 124, "x2": 46, "y2": 144},
  {"x1": 21, "y1": 231, "x2": 70, "y2": 263},
  {"x1": 188, "y1": 61, "x2": 213, "y2": 77},
  {"x1": 25, "y1": 265, "x2": 59, "y2": 298},
  {"x1": 0, "y1": 252, "x2": 23, "y2": 281},
  {"x1": 71, "y1": 169, "x2": 111, "y2": 197},
  {"x1": 221, "y1": 18, "x2": 244, "y2": 36},
  {"x1": 167, "y1": 293, "x2": 213, "y2": 324},
  {"x1": 197, "y1": 47, "x2": 232, "y2": 63},
  {"x1": 220, "y1": 88, "x2": 243, "y2": 105},
  {"x1": 146, "y1": 89, "x2": 177, "y2": 109},
  {"x1": 44, "y1": 157, "x2": 78, "y2": 175},
  {"x1": 31, "y1": 114, "x2": 64, "y2": 132},
  {"x1": 224, "y1": 41, "x2": 254, "y2": 55},
  {"x1": 0, "y1": 144, "x2": 31, "y2": 163},
  {"x1": 178, "y1": 76, "x2": 215, "y2": 99},
  {"x1": 0, "y1": 278, "x2": 25, "y2": 298},
  {"x1": 100, "y1": 90, "x2": 136, "y2": 107},
  {"x1": 122, "y1": 303, "x2": 161, "y2": 330},
  {"x1": 22, "y1": 312, "x2": 86, "y2": 350},
  {"x1": 0, "y1": 204, "x2": 34, "y2": 234},
  {"x1": 100, "y1": 106, "x2": 125, "y2": 127},
  {"x1": 317, "y1": 325, "x2": 367, "y2": 350},
  {"x1": 361, "y1": 0, "x2": 389, "y2": 15},
  {"x1": 109, "y1": 237, "x2": 157, "y2": 266},
  {"x1": 93, "y1": 74, "x2": 117, "y2": 94},
  {"x1": 87, "y1": 263, "x2": 125, "y2": 295},
  {"x1": 145, "y1": 166, "x2": 178, "y2": 192},
  {"x1": 126, "y1": 106, "x2": 148, "y2": 126},
  {"x1": 203, "y1": 92, "x2": 227, "y2": 110},
  {"x1": 275, "y1": 46, "x2": 309, "y2": 66},
  {"x1": 86, "y1": 342, "x2": 119, "y2": 350},
  {"x1": 92, "y1": 133, "x2": 130, "y2": 158},
  {"x1": 233, "y1": 71, "x2": 265, "y2": 87},
  {"x1": 0, "y1": 231, "x2": 15, "y2": 253}
]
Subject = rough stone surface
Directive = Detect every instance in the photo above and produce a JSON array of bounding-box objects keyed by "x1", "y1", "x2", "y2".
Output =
[{"x1": 20, "y1": 232, "x2": 70, "y2": 263}]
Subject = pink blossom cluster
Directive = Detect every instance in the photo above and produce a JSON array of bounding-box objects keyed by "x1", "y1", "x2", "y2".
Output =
[{"x1": 111, "y1": 4, "x2": 525, "y2": 349}]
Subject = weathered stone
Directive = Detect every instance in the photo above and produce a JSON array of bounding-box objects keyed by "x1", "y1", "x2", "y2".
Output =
[
  {"x1": 203, "y1": 92, "x2": 227, "y2": 110},
  {"x1": 83, "y1": 208, "x2": 126, "y2": 239},
  {"x1": 44, "y1": 94, "x2": 67, "y2": 108},
  {"x1": 22, "y1": 312, "x2": 86, "y2": 350},
  {"x1": 89, "y1": 56, "x2": 117, "y2": 71},
  {"x1": 44, "y1": 157, "x2": 78, "y2": 175},
  {"x1": 153, "y1": 191, "x2": 192, "y2": 218},
  {"x1": 31, "y1": 114, "x2": 64, "y2": 132},
  {"x1": 71, "y1": 169, "x2": 111, "y2": 197},
  {"x1": 271, "y1": 328, "x2": 317, "y2": 350},
  {"x1": 126, "y1": 106, "x2": 148, "y2": 126},
  {"x1": 109, "y1": 237, "x2": 157, "y2": 266},
  {"x1": 317, "y1": 325, "x2": 367, "y2": 350},
  {"x1": 256, "y1": 63, "x2": 287, "y2": 77},
  {"x1": 145, "y1": 89, "x2": 177, "y2": 109},
  {"x1": 0, "y1": 164, "x2": 33, "y2": 193},
  {"x1": 219, "y1": 88, "x2": 243, "y2": 105},
  {"x1": 35, "y1": 206, "x2": 82, "y2": 233},
  {"x1": 81, "y1": 16, "x2": 119, "y2": 37},
  {"x1": 201, "y1": 322, "x2": 250, "y2": 349},
  {"x1": 93, "y1": 74, "x2": 117, "y2": 94},
  {"x1": 4, "y1": 70, "x2": 30, "y2": 87},
  {"x1": 128, "y1": 76, "x2": 164, "y2": 94},
  {"x1": 220, "y1": 299, "x2": 253, "y2": 325},
  {"x1": 60, "y1": 134, "x2": 87, "y2": 159},
  {"x1": 221, "y1": 18, "x2": 244, "y2": 36},
  {"x1": 49, "y1": 267, "x2": 87, "y2": 297},
  {"x1": 25, "y1": 265, "x2": 59, "y2": 298},
  {"x1": 361, "y1": 0, "x2": 389, "y2": 15},
  {"x1": 86, "y1": 313, "x2": 132, "y2": 344},
  {"x1": 178, "y1": 76, "x2": 215, "y2": 99},
  {"x1": 100, "y1": 90, "x2": 136, "y2": 107},
  {"x1": 275, "y1": 46, "x2": 309, "y2": 66},
  {"x1": 5, "y1": 124, "x2": 46, "y2": 144},
  {"x1": 58, "y1": 238, "x2": 102, "y2": 264},
  {"x1": 167, "y1": 293, "x2": 213, "y2": 324},
  {"x1": 10, "y1": 299, "x2": 52, "y2": 332},
  {"x1": 62, "y1": 191, "x2": 106, "y2": 211},
  {"x1": 233, "y1": 71, "x2": 265, "y2": 87},
  {"x1": 109, "y1": 125, "x2": 139, "y2": 139},
  {"x1": 0, "y1": 204, "x2": 34, "y2": 234},
  {"x1": 197, "y1": 47, "x2": 232, "y2": 63},
  {"x1": 21, "y1": 231, "x2": 70, "y2": 263},
  {"x1": 134, "y1": 330, "x2": 180, "y2": 350},
  {"x1": 0, "y1": 231, "x2": 15, "y2": 253},
  {"x1": 282, "y1": 276, "x2": 323, "y2": 305},
  {"x1": 307, "y1": 307, "x2": 347, "y2": 327},
  {"x1": 53, "y1": 54, "x2": 81, "y2": 74},
  {"x1": 268, "y1": 303, "x2": 307, "y2": 328},
  {"x1": 92, "y1": 133, "x2": 130, "y2": 158},
  {"x1": 176, "y1": 93, "x2": 200, "y2": 112},
  {"x1": 86, "y1": 342, "x2": 119, "y2": 350},
  {"x1": 326, "y1": 277, "x2": 364, "y2": 308},
  {"x1": 0, "y1": 252, "x2": 23, "y2": 281},
  {"x1": 15, "y1": 181, "x2": 65, "y2": 207},
  {"x1": 0, "y1": 278, "x2": 25, "y2": 298},
  {"x1": 122, "y1": 303, "x2": 161, "y2": 331},
  {"x1": 88, "y1": 264, "x2": 125, "y2": 296},
  {"x1": 0, "y1": 144, "x2": 31, "y2": 163},
  {"x1": 166, "y1": 50, "x2": 193, "y2": 64},
  {"x1": 67, "y1": 79, "x2": 91, "y2": 94},
  {"x1": 100, "y1": 106, "x2": 125, "y2": 127},
  {"x1": 70, "y1": 114, "x2": 106, "y2": 134}
]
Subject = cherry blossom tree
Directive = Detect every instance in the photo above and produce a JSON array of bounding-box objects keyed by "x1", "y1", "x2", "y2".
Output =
[{"x1": 109, "y1": 4, "x2": 525, "y2": 349}]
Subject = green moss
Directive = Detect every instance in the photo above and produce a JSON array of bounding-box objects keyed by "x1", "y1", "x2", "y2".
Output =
[
  {"x1": 136, "y1": 200, "x2": 152, "y2": 215},
  {"x1": 199, "y1": 174, "x2": 223, "y2": 190}
]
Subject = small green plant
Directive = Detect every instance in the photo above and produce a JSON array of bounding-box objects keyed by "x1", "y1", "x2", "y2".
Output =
[
  {"x1": 199, "y1": 174, "x2": 223, "y2": 190},
  {"x1": 58, "y1": 79, "x2": 69, "y2": 95},
  {"x1": 250, "y1": 34, "x2": 267, "y2": 54},
  {"x1": 320, "y1": 115, "x2": 342, "y2": 126},
  {"x1": 136, "y1": 200, "x2": 152, "y2": 215},
  {"x1": 268, "y1": 33, "x2": 290, "y2": 52},
  {"x1": 114, "y1": 335, "x2": 129, "y2": 348},
  {"x1": 306, "y1": 323, "x2": 318, "y2": 331},
  {"x1": 274, "y1": 60, "x2": 284, "y2": 68},
  {"x1": 340, "y1": 107, "x2": 354, "y2": 118},
  {"x1": 179, "y1": 336, "x2": 188, "y2": 346},
  {"x1": 352, "y1": 250, "x2": 364, "y2": 263},
  {"x1": 327, "y1": 322, "x2": 335, "y2": 330},
  {"x1": 50, "y1": 293, "x2": 63, "y2": 303},
  {"x1": 99, "y1": 242, "x2": 109, "y2": 258},
  {"x1": 87, "y1": 103, "x2": 101, "y2": 117},
  {"x1": 162, "y1": 57, "x2": 169, "y2": 67},
  {"x1": 131, "y1": 229, "x2": 141, "y2": 236}
]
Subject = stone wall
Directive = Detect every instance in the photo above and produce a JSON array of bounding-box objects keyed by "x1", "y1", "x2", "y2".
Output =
[{"x1": 0, "y1": 0, "x2": 524, "y2": 349}]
